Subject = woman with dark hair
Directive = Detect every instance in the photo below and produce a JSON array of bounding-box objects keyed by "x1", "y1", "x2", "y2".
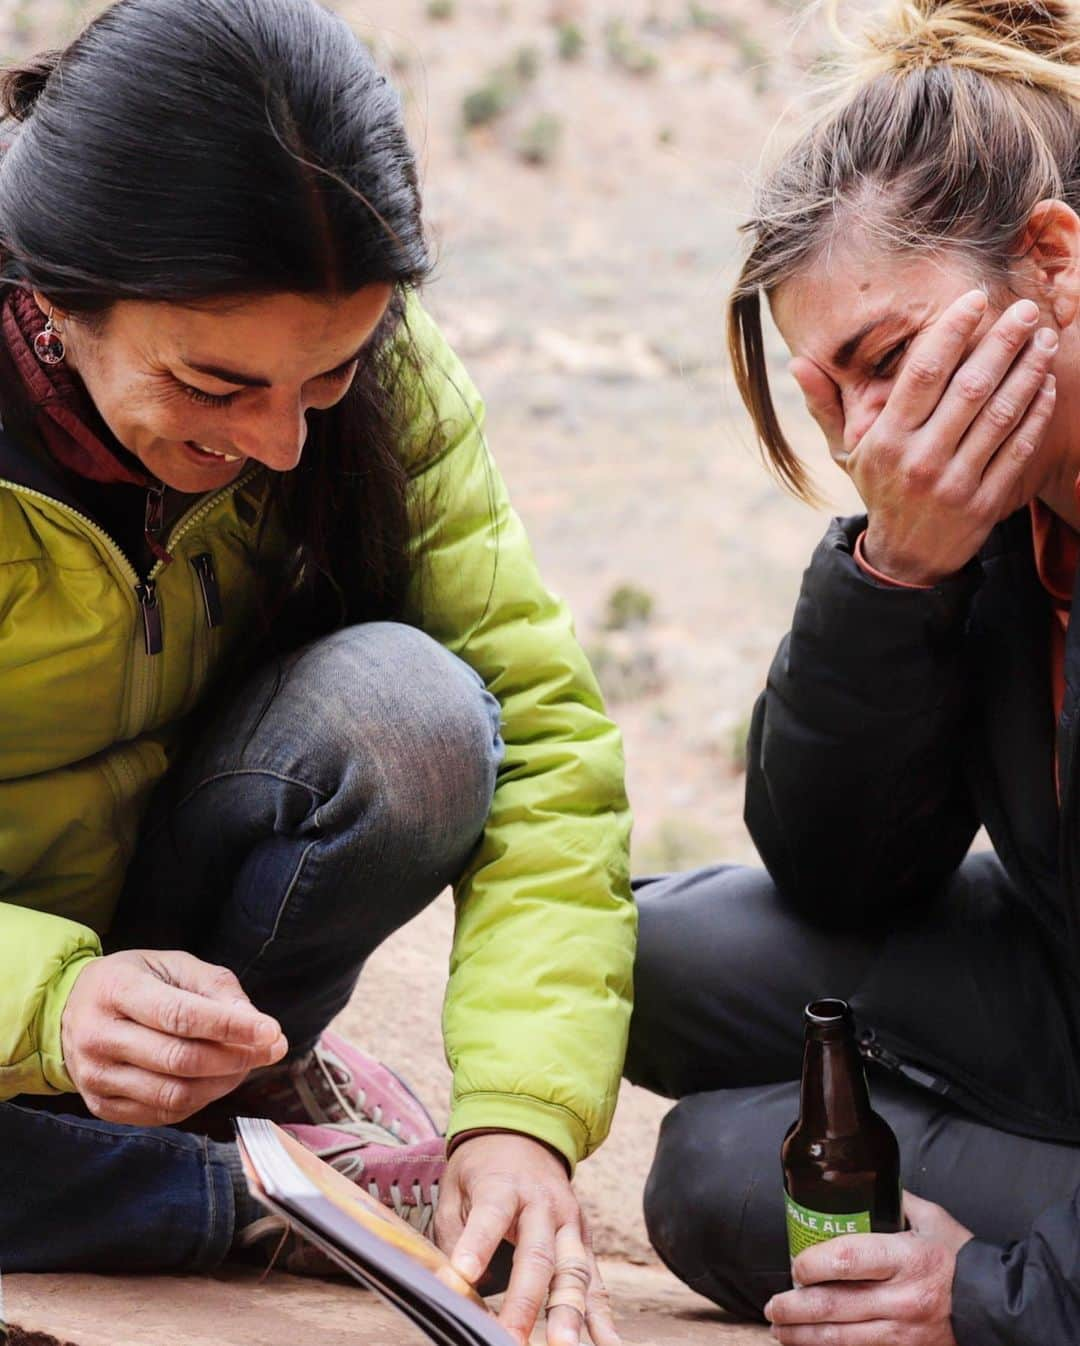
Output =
[
  {"x1": 627, "y1": 2, "x2": 1080, "y2": 1344},
  {"x1": 0, "y1": 3, "x2": 631, "y2": 1342}
]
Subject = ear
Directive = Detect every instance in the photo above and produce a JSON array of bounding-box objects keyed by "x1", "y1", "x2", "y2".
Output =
[{"x1": 1014, "y1": 199, "x2": 1080, "y2": 330}]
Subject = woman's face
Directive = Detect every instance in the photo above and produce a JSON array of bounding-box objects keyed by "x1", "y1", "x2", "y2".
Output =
[
  {"x1": 44, "y1": 285, "x2": 393, "y2": 493},
  {"x1": 770, "y1": 248, "x2": 1011, "y2": 462}
]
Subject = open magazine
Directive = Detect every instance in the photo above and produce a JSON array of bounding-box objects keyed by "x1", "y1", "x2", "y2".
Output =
[{"x1": 235, "y1": 1117, "x2": 515, "y2": 1346}]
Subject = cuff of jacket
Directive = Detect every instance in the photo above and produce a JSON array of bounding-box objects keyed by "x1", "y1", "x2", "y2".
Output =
[
  {"x1": 38, "y1": 948, "x2": 100, "y2": 1092},
  {"x1": 793, "y1": 516, "x2": 982, "y2": 703},
  {"x1": 853, "y1": 530, "x2": 935, "y2": 590},
  {"x1": 950, "y1": 1237, "x2": 1012, "y2": 1346},
  {"x1": 446, "y1": 1092, "x2": 589, "y2": 1176}
]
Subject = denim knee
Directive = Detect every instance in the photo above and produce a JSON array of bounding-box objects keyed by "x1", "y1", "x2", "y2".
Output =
[
  {"x1": 235, "y1": 620, "x2": 503, "y2": 863},
  {"x1": 644, "y1": 1087, "x2": 793, "y2": 1319}
]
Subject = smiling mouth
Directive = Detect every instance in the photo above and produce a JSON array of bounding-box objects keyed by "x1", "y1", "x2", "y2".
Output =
[{"x1": 187, "y1": 441, "x2": 243, "y2": 463}]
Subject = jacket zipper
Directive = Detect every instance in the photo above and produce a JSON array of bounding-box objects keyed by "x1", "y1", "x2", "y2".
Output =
[
  {"x1": 191, "y1": 553, "x2": 223, "y2": 629},
  {"x1": 860, "y1": 1025, "x2": 1080, "y2": 1141},
  {"x1": 0, "y1": 468, "x2": 257, "y2": 734},
  {"x1": 858, "y1": 1029, "x2": 952, "y2": 1095}
]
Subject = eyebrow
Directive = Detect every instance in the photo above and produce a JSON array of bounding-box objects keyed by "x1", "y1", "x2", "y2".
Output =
[
  {"x1": 830, "y1": 314, "x2": 905, "y2": 369},
  {"x1": 181, "y1": 347, "x2": 366, "y2": 388}
]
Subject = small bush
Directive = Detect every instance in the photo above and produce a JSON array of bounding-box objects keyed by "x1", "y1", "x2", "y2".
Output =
[
  {"x1": 462, "y1": 79, "x2": 514, "y2": 128},
  {"x1": 517, "y1": 113, "x2": 563, "y2": 166},
  {"x1": 604, "y1": 19, "x2": 660, "y2": 76},
  {"x1": 514, "y1": 45, "x2": 542, "y2": 82},
  {"x1": 557, "y1": 21, "x2": 586, "y2": 61},
  {"x1": 687, "y1": 1, "x2": 728, "y2": 31},
  {"x1": 426, "y1": 0, "x2": 455, "y2": 18},
  {"x1": 604, "y1": 583, "x2": 655, "y2": 631}
]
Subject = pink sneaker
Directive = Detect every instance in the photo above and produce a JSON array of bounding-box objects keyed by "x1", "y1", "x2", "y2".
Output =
[
  {"x1": 235, "y1": 1030, "x2": 441, "y2": 1145},
  {"x1": 283, "y1": 1123, "x2": 445, "y2": 1238}
]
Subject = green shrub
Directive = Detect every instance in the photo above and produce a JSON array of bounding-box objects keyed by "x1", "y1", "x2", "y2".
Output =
[
  {"x1": 557, "y1": 22, "x2": 586, "y2": 61},
  {"x1": 604, "y1": 19, "x2": 659, "y2": 76},
  {"x1": 604, "y1": 583, "x2": 655, "y2": 630},
  {"x1": 462, "y1": 77, "x2": 515, "y2": 128},
  {"x1": 517, "y1": 113, "x2": 563, "y2": 166},
  {"x1": 514, "y1": 45, "x2": 542, "y2": 82},
  {"x1": 687, "y1": 1, "x2": 728, "y2": 31}
]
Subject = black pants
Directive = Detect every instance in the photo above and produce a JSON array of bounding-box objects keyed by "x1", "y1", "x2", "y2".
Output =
[{"x1": 624, "y1": 857, "x2": 1080, "y2": 1319}]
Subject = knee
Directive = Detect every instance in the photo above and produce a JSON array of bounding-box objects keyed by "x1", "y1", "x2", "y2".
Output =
[
  {"x1": 288, "y1": 622, "x2": 502, "y2": 857},
  {"x1": 643, "y1": 1090, "x2": 792, "y2": 1319}
]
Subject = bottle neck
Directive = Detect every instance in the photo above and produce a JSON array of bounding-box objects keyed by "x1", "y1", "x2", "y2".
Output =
[{"x1": 799, "y1": 1032, "x2": 873, "y2": 1138}]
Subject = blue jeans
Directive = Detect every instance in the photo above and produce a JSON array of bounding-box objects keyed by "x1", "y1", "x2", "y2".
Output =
[{"x1": 1, "y1": 623, "x2": 503, "y2": 1272}]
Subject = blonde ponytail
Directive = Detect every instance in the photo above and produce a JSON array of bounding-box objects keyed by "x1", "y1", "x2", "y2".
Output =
[{"x1": 825, "y1": 0, "x2": 1080, "y2": 89}]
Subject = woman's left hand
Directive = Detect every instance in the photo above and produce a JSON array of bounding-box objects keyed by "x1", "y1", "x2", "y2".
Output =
[
  {"x1": 436, "y1": 1132, "x2": 620, "y2": 1346},
  {"x1": 765, "y1": 1193, "x2": 974, "y2": 1346}
]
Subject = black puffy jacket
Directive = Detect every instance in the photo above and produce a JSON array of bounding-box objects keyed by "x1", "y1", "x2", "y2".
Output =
[{"x1": 746, "y1": 510, "x2": 1080, "y2": 1346}]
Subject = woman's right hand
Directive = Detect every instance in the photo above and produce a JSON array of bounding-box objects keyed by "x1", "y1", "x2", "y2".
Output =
[
  {"x1": 791, "y1": 290, "x2": 1059, "y2": 586},
  {"x1": 61, "y1": 949, "x2": 288, "y2": 1126}
]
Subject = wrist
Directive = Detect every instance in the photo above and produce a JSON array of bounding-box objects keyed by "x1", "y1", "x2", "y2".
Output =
[
  {"x1": 447, "y1": 1128, "x2": 572, "y2": 1176},
  {"x1": 860, "y1": 531, "x2": 952, "y2": 588}
]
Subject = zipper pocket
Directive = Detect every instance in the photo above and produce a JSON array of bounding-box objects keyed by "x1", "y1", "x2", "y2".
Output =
[
  {"x1": 135, "y1": 580, "x2": 163, "y2": 656},
  {"x1": 191, "y1": 552, "x2": 223, "y2": 629},
  {"x1": 858, "y1": 1029, "x2": 952, "y2": 1095}
]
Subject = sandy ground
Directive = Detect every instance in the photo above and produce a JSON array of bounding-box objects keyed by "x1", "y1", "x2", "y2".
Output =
[
  {"x1": 0, "y1": 0, "x2": 862, "y2": 1326},
  {"x1": 5, "y1": 1264, "x2": 770, "y2": 1346}
]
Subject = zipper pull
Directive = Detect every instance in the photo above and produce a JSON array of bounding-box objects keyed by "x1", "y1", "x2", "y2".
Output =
[
  {"x1": 136, "y1": 580, "x2": 164, "y2": 656},
  {"x1": 191, "y1": 553, "x2": 223, "y2": 629},
  {"x1": 859, "y1": 1029, "x2": 950, "y2": 1095}
]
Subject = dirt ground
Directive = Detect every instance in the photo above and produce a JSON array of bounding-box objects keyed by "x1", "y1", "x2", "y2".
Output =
[
  {"x1": 0, "y1": 0, "x2": 861, "y2": 1329},
  {"x1": 5, "y1": 1264, "x2": 770, "y2": 1346}
]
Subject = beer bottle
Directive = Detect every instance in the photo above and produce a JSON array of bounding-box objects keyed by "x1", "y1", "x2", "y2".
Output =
[{"x1": 782, "y1": 998, "x2": 903, "y2": 1264}]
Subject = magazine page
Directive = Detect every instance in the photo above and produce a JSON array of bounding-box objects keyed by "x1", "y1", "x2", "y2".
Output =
[{"x1": 236, "y1": 1117, "x2": 515, "y2": 1346}]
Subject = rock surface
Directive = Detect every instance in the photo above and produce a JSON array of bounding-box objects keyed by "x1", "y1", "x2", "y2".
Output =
[{"x1": 5, "y1": 1262, "x2": 769, "y2": 1346}]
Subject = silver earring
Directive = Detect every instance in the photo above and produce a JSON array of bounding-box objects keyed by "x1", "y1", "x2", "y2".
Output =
[{"x1": 34, "y1": 309, "x2": 66, "y2": 366}]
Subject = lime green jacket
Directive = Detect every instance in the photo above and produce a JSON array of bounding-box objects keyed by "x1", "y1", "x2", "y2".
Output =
[{"x1": 0, "y1": 300, "x2": 635, "y2": 1169}]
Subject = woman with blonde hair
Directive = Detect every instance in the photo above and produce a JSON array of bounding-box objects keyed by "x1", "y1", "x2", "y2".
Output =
[{"x1": 627, "y1": 2, "x2": 1080, "y2": 1343}]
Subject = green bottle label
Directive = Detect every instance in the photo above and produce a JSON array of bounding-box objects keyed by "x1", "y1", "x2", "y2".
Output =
[{"x1": 785, "y1": 1194, "x2": 871, "y2": 1259}]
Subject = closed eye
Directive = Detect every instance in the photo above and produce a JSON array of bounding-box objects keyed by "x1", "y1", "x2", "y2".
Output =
[
  {"x1": 177, "y1": 361, "x2": 358, "y2": 410},
  {"x1": 870, "y1": 340, "x2": 910, "y2": 380}
]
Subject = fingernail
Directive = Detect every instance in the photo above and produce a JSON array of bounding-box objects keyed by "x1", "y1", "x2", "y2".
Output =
[
  {"x1": 963, "y1": 290, "x2": 988, "y2": 315},
  {"x1": 763, "y1": 1298, "x2": 774, "y2": 1322},
  {"x1": 254, "y1": 1020, "x2": 279, "y2": 1045},
  {"x1": 1015, "y1": 300, "x2": 1040, "y2": 324},
  {"x1": 453, "y1": 1251, "x2": 482, "y2": 1282},
  {"x1": 1036, "y1": 327, "x2": 1059, "y2": 351},
  {"x1": 1045, "y1": 373, "x2": 1057, "y2": 392}
]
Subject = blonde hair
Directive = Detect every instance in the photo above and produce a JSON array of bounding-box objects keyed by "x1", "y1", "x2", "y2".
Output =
[{"x1": 730, "y1": 0, "x2": 1080, "y2": 500}]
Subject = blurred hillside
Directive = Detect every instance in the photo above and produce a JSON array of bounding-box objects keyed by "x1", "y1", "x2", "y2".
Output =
[{"x1": 0, "y1": 0, "x2": 861, "y2": 1263}]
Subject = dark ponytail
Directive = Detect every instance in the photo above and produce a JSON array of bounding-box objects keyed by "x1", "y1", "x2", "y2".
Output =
[
  {"x1": 0, "y1": 51, "x2": 62, "y2": 124},
  {"x1": 0, "y1": 0, "x2": 436, "y2": 647}
]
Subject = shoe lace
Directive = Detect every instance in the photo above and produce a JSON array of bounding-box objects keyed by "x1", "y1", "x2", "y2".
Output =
[
  {"x1": 321, "y1": 1149, "x2": 439, "y2": 1238},
  {"x1": 365, "y1": 1179, "x2": 440, "y2": 1237},
  {"x1": 301, "y1": 1042, "x2": 405, "y2": 1139}
]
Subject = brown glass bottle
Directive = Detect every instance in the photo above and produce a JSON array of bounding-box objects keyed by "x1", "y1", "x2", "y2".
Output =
[{"x1": 782, "y1": 999, "x2": 902, "y2": 1262}]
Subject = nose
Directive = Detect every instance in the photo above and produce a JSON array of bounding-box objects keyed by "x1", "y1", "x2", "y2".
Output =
[{"x1": 233, "y1": 400, "x2": 308, "y2": 472}]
